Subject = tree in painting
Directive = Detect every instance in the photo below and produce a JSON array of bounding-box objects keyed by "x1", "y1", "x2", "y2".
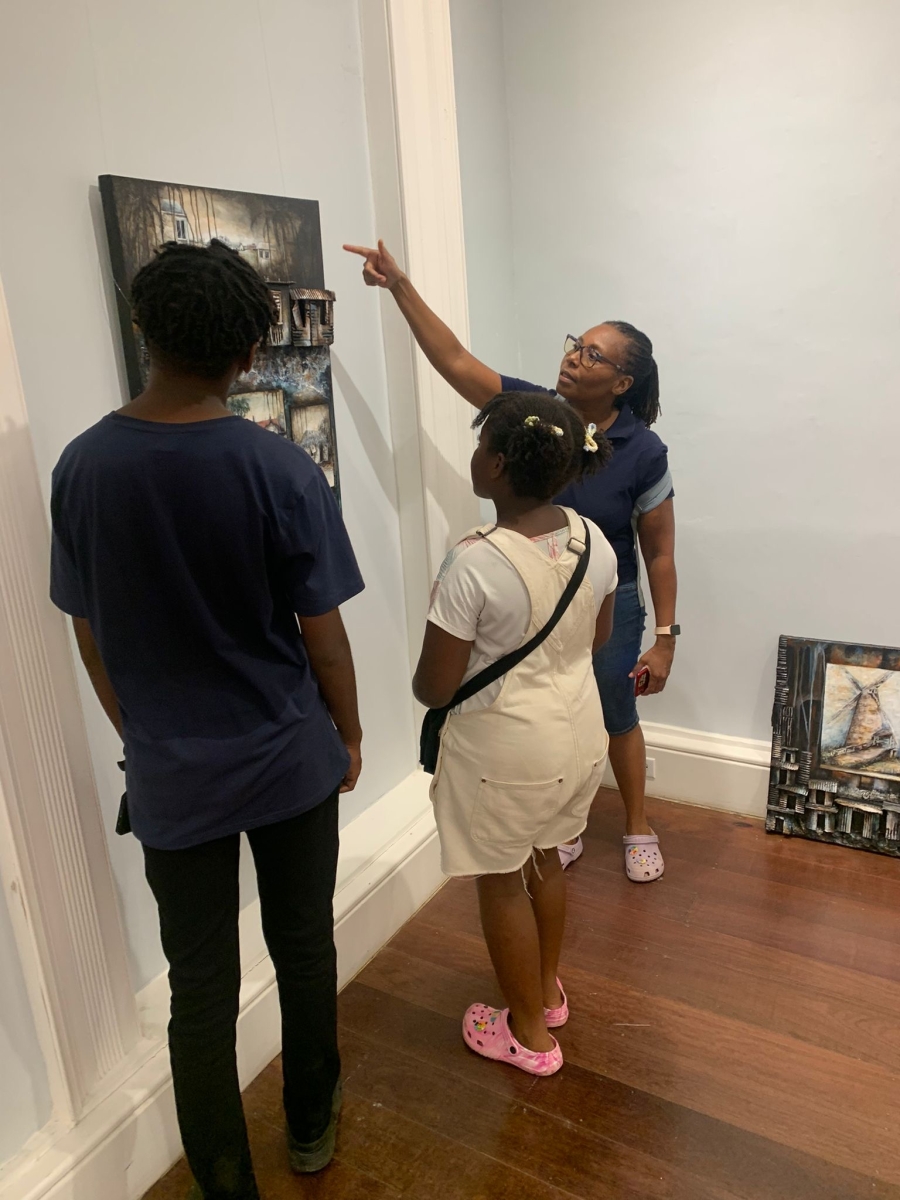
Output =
[{"x1": 226, "y1": 396, "x2": 252, "y2": 419}]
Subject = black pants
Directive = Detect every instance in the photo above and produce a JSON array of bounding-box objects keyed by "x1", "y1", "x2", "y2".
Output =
[{"x1": 143, "y1": 791, "x2": 341, "y2": 1200}]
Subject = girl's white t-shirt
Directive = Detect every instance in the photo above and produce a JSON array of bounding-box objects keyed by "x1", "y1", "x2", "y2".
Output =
[{"x1": 428, "y1": 519, "x2": 618, "y2": 714}]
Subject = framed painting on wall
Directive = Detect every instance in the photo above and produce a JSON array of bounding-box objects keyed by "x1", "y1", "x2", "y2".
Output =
[
  {"x1": 768, "y1": 635, "x2": 900, "y2": 857},
  {"x1": 98, "y1": 174, "x2": 341, "y2": 503}
]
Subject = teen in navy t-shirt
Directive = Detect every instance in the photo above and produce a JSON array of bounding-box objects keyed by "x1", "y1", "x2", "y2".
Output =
[
  {"x1": 52, "y1": 240, "x2": 359, "y2": 1191},
  {"x1": 347, "y1": 238, "x2": 677, "y2": 889},
  {"x1": 52, "y1": 412, "x2": 362, "y2": 850}
]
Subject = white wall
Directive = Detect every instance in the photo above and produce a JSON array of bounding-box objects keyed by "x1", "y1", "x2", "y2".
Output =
[
  {"x1": 455, "y1": 0, "x2": 900, "y2": 744},
  {"x1": 0, "y1": 0, "x2": 416, "y2": 991},
  {"x1": 449, "y1": 0, "x2": 519, "y2": 373},
  {"x1": 0, "y1": 888, "x2": 52, "y2": 1166}
]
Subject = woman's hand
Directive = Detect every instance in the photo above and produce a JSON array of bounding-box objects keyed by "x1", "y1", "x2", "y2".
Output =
[
  {"x1": 343, "y1": 240, "x2": 404, "y2": 290},
  {"x1": 631, "y1": 638, "x2": 675, "y2": 696},
  {"x1": 343, "y1": 238, "x2": 500, "y2": 407}
]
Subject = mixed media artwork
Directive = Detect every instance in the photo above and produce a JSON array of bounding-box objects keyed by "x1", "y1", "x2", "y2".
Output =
[
  {"x1": 99, "y1": 175, "x2": 340, "y2": 501},
  {"x1": 768, "y1": 636, "x2": 900, "y2": 856}
]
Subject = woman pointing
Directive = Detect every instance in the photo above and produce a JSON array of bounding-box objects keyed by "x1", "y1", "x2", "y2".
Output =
[{"x1": 346, "y1": 240, "x2": 676, "y2": 882}]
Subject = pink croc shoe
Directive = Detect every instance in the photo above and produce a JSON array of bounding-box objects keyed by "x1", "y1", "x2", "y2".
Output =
[
  {"x1": 558, "y1": 837, "x2": 584, "y2": 870},
  {"x1": 624, "y1": 833, "x2": 665, "y2": 882},
  {"x1": 544, "y1": 979, "x2": 569, "y2": 1029},
  {"x1": 463, "y1": 1005, "x2": 563, "y2": 1076}
]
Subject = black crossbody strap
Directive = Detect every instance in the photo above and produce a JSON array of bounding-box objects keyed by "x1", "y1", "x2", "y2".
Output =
[{"x1": 447, "y1": 522, "x2": 592, "y2": 711}]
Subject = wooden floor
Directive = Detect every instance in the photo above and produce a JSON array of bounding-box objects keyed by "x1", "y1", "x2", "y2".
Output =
[{"x1": 147, "y1": 790, "x2": 900, "y2": 1199}]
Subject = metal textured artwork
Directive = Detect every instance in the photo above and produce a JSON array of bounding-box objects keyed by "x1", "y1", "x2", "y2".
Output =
[
  {"x1": 99, "y1": 175, "x2": 341, "y2": 502},
  {"x1": 768, "y1": 636, "x2": 900, "y2": 856}
]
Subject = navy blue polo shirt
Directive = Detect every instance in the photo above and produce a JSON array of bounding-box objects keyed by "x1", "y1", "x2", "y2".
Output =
[
  {"x1": 50, "y1": 413, "x2": 364, "y2": 850},
  {"x1": 501, "y1": 376, "x2": 673, "y2": 586}
]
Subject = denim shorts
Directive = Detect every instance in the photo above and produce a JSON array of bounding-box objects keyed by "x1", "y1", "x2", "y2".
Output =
[{"x1": 593, "y1": 581, "x2": 646, "y2": 738}]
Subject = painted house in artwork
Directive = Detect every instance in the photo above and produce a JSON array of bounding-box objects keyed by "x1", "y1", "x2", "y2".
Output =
[
  {"x1": 265, "y1": 286, "x2": 335, "y2": 349},
  {"x1": 234, "y1": 241, "x2": 272, "y2": 272},
  {"x1": 268, "y1": 285, "x2": 293, "y2": 347},
  {"x1": 290, "y1": 288, "x2": 335, "y2": 347},
  {"x1": 160, "y1": 198, "x2": 195, "y2": 244},
  {"x1": 158, "y1": 198, "x2": 272, "y2": 270}
]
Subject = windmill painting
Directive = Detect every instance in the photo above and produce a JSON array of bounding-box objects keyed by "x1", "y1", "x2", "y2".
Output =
[
  {"x1": 768, "y1": 637, "x2": 900, "y2": 857},
  {"x1": 822, "y1": 666, "x2": 900, "y2": 780}
]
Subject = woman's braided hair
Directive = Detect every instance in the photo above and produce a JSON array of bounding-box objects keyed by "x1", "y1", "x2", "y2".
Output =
[
  {"x1": 605, "y1": 320, "x2": 661, "y2": 426},
  {"x1": 130, "y1": 239, "x2": 274, "y2": 378},
  {"x1": 473, "y1": 390, "x2": 611, "y2": 501}
]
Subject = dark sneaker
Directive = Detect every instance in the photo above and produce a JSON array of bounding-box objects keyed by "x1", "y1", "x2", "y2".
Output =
[{"x1": 287, "y1": 1080, "x2": 343, "y2": 1175}]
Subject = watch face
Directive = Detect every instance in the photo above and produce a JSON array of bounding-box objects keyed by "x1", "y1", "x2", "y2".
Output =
[{"x1": 670, "y1": 625, "x2": 681, "y2": 636}]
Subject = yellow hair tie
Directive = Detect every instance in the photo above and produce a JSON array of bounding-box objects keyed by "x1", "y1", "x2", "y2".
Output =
[
  {"x1": 524, "y1": 415, "x2": 564, "y2": 437},
  {"x1": 584, "y1": 422, "x2": 599, "y2": 453}
]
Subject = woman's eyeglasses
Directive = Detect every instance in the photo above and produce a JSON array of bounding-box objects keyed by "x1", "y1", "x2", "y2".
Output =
[{"x1": 564, "y1": 335, "x2": 625, "y2": 373}]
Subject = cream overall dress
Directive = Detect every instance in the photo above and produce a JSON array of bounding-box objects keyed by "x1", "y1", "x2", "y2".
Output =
[{"x1": 431, "y1": 508, "x2": 609, "y2": 877}]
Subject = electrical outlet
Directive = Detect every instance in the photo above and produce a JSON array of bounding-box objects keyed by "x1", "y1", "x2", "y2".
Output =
[{"x1": 645, "y1": 757, "x2": 656, "y2": 780}]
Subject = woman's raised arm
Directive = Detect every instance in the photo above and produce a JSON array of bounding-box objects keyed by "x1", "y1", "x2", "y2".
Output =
[{"x1": 344, "y1": 240, "x2": 501, "y2": 409}]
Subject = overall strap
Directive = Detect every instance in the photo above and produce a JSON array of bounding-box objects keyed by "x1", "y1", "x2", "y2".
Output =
[
  {"x1": 476, "y1": 509, "x2": 589, "y2": 597},
  {"x1": 561, "y1": 507, "x2": 588, "y2": 557},
  {"x1": 445, "y1": 523, "x2": 592, "y2": 711}
]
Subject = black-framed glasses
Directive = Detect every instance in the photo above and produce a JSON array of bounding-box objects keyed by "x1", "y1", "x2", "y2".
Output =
[{"x1": 564, "y1": 334, "x2": 625, "y2": 373}]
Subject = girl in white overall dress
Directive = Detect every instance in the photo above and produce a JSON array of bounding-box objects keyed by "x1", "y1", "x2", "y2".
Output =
[{"x1": 414, "y1": 392, "x2": 618, "y2": 1076}]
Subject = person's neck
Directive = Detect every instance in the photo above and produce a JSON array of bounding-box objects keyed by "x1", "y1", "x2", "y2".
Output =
[
  {"x1": 492, "y1": 495, "x2": 562, "y2": 536},
  {"x1": 575, "y1": 397, "x2": 620, "y2": 432},
  {"x1": 120, "y1": 364, "x2": 236, "y2": 424}
]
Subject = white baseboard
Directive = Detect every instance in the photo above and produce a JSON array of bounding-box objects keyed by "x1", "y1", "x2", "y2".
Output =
[
  {"x1": 0, "y1": 771, "x2": 441, "y2": 1200},
  {"x1": 602, "y1": 720, "x2": 771, "y2": 818}
]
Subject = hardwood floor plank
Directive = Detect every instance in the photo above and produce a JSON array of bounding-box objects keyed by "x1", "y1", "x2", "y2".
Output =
[
  {"x1": 340, "y1": 983, "x2": 900, "y2": 1200},
  {"x1": 243, "y1": 1033, "x2": 577, "y2": 1200},
  {"x1": 337, "y1": 1084, "x2": 581, "y2": 1199},
  {"x1": 686, "y1": 862, "x2": 900, "y2": 946},
  {"x1": 356, "y1": 945, "x2": 900, "y2": 1184},
  {"x1": 391, "y1": 904, "x2": 900, "y2": 1072},
  {"x1": 144, "y1": 1111, "x2": 403, "y2": 1200},
  {"x1": 688, "y1": 890, "x2": 900, "y2": 982},
  {"x1": 341, "y1": 1033, "x2": 742, "y2": 1200}
]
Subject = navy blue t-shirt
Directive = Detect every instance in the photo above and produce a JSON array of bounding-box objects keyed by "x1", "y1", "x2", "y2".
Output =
[
  {"x1": 500, "y1": 376, "x2": 674, "y2": 586},
  {"x1": 50, "y1": 413, "x2": 364, "y2": 850}
]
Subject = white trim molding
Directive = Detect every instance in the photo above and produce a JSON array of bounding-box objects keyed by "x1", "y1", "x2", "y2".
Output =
[
  {"x1": 0, "y1": 275, "x2": 140, "y2": 1123},
  {"x1": 0, "y1": 773, "x2": 442, "y2": 1200},
  {"x1": 361, "y1": 0, "x2": 480, "y2": 590},
  {"x1": 603, "y1": 720, "x2": 770, "y2": 818}
]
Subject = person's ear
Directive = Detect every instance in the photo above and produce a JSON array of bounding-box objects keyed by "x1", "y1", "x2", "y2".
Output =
[
  {"x1": 490, "y1": 450, "x2": 506, "y2": 480},
  {"x1": 613, "y1": 374, "x2": 634, "y2": 397}
]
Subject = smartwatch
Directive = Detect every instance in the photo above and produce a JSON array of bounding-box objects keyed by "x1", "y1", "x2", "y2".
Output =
[{"x1": 655, "y1": 625, "x2": 681, "y2": 636}]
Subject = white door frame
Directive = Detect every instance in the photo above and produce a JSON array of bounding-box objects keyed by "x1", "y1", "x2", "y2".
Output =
[
  {"x1": 0, "y1": 0, "x2": 472, "y2": 1188},
  {"x1": 360, "y1": 0, "x2": 480, "y2": 621}
]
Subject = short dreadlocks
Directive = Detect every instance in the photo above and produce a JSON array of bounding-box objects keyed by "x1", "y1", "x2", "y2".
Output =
[{"x1": 130, "y1": 239, "x2": 274, "y2": 378}]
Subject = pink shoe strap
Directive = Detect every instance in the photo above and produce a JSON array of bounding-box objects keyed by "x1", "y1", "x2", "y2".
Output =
[{"x1": 623, "y1": 833, "x2": 659, "y2": 846}]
